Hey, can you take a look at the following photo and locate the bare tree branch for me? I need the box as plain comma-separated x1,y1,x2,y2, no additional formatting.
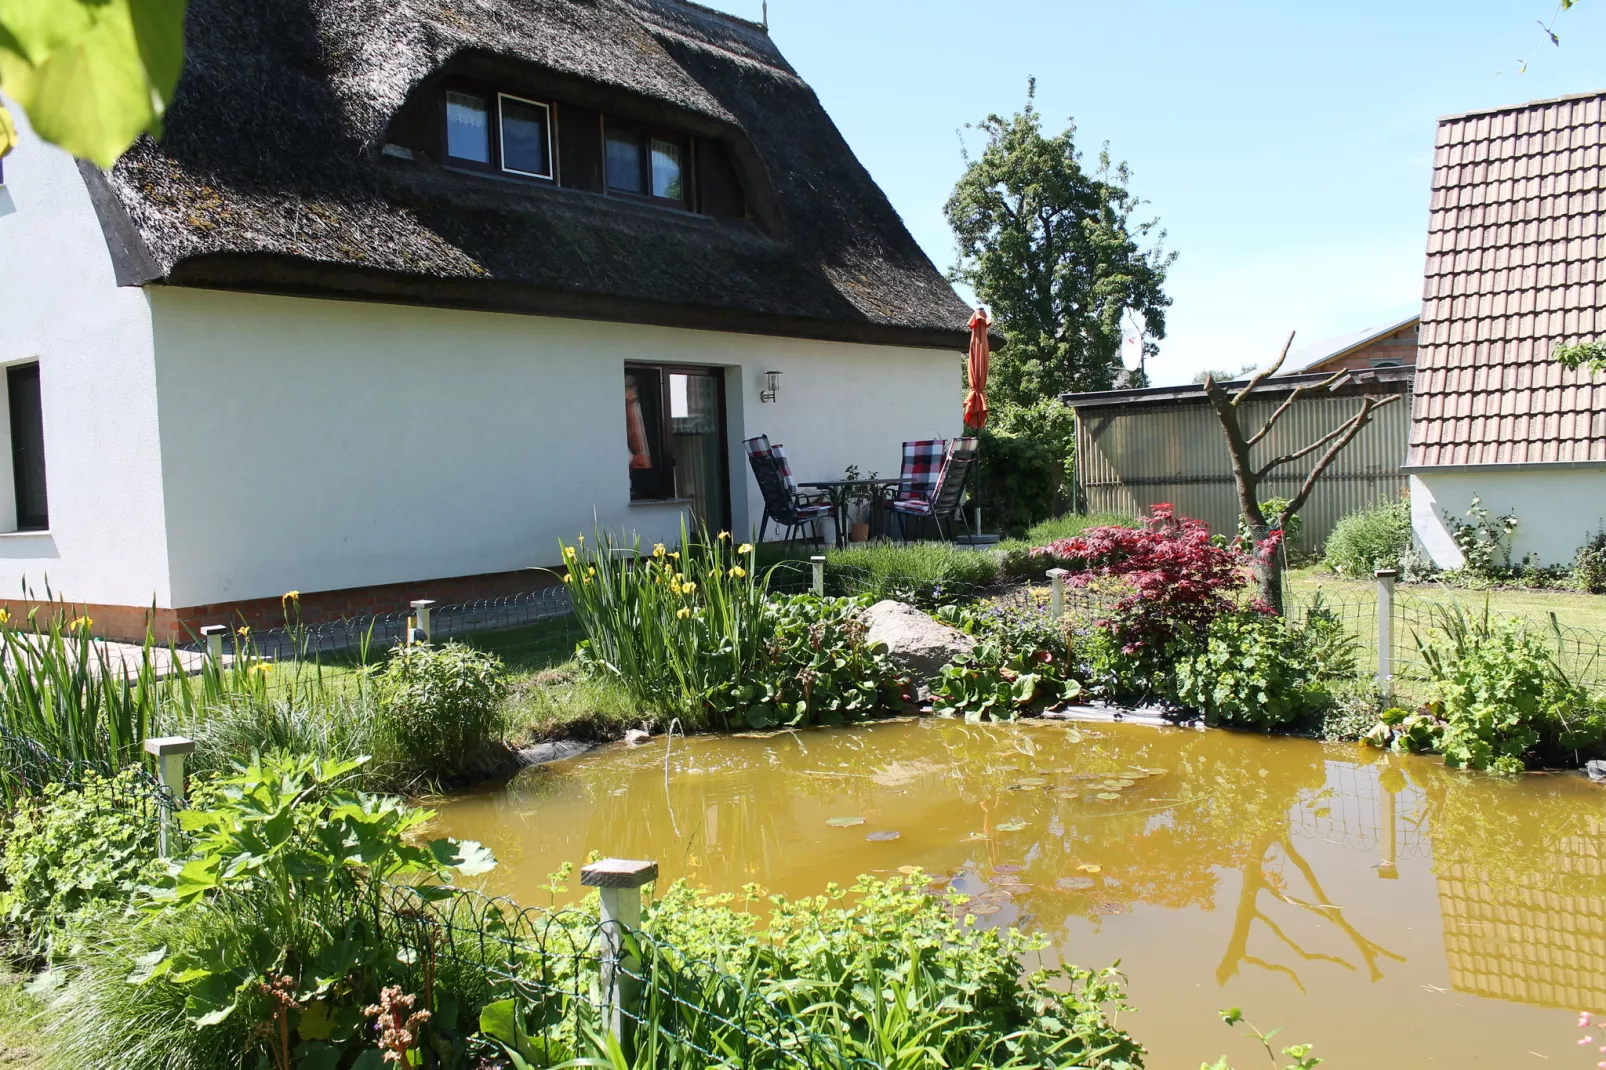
1245,369,1347,448
1280,394,1401,525
1230,331,1297,407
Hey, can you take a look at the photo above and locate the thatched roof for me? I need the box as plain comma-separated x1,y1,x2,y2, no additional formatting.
84,0,974,349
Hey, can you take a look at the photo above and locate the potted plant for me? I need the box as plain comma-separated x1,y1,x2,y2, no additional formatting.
841,464,878,542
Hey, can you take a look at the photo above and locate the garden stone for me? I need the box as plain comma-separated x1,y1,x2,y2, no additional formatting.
862,600,973,678
1586,759,1606,782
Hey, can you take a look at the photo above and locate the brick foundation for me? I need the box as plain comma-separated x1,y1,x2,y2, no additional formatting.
2,567,565,643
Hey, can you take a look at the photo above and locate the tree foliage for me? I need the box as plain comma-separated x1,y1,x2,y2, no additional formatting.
945,80,1175,403
0,0,187,167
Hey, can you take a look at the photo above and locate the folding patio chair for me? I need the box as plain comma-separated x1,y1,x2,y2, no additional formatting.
743,435,832,545
889,437,979,541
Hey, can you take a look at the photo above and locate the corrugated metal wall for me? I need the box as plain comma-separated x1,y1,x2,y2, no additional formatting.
1076,390,1411,552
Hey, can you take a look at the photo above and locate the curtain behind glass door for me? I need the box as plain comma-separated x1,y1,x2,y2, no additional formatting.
669,372,727,532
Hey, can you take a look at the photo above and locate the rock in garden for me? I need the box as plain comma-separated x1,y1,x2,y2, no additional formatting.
862,600,974,678
624,729,652,746
1586,759,1606,782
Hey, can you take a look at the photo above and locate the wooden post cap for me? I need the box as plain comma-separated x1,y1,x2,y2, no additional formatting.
410,599,436,609
1374,568,1400,579
199,625,227,636
1046,568,1070,579
142,736,196,757
581,859,659,888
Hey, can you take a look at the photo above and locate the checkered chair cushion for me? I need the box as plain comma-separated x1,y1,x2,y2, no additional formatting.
745,435,830,525
897,439,946,503
890,437,978,522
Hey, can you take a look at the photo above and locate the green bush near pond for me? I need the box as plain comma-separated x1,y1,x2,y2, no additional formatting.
24,751,1147,1070
1322,499,1412,578
564,523,911,728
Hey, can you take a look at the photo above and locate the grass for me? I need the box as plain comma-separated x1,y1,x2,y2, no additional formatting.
0,974,45,1068
1286,566,1606,633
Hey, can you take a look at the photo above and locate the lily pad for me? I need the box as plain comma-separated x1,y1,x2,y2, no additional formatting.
1056,876,1095,891
826,817,865,828
991,864,1022,874
1076,863,1103,874
967,902,1003,916
866,830,901,842
897,865,922,875
1096,792,1122,801
1105,779,1136,789
1093,902,1125,916
1011,778,1048,789
996,819,1028,832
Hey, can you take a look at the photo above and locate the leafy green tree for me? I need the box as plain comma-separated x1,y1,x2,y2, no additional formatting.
945,80,1175,403
1555,341,1606,374
0,0,187,167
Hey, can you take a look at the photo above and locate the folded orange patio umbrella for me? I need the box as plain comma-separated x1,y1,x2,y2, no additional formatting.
963,308,992,431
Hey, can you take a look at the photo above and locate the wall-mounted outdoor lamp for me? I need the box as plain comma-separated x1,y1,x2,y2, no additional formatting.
760,370,781,403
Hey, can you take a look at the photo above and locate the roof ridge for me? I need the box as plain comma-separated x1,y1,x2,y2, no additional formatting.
1437,87,1606,125
659,0,768,34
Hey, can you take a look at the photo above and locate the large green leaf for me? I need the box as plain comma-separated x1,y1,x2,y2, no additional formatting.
0,0,96,66
1,0,155,167
127,0,183,100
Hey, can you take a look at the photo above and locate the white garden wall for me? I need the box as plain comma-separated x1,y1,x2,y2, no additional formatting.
150,289,960,607
0,105,171,608
1410,467,1606,569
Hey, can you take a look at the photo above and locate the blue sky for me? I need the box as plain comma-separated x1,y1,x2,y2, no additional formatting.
699,0,1606,384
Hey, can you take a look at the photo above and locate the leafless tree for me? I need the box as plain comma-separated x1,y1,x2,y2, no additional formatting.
1202,332,1401,613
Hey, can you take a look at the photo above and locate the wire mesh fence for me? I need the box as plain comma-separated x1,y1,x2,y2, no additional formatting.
0,724,180,813
381,884,889,1070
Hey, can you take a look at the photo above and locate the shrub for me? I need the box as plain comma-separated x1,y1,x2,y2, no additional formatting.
706,594,910,729
1023,511,1139,547
971,426,1062,536
928,603,1083,720
48,754,494,1070
1170,611,1334,730
565,524,910,728
1574,528,1606,594
371,640,508,784
1034,503,1248,653
826,540,999,607
1323,499,1412,578
1444,494,1518,580
1366,608,1605,772
564,522,771,723
0,770,163,951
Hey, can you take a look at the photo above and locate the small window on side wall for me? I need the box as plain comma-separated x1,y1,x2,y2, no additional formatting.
8,363,47,531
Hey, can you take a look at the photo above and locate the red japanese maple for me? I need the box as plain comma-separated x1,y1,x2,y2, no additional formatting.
1032,504,1253,652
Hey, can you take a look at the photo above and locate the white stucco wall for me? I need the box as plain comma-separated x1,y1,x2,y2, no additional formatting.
150,289,960,606
0,105,170,607
1410,467,1606,568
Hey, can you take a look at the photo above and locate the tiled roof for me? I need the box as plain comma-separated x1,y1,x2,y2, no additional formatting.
1412,90,1606,466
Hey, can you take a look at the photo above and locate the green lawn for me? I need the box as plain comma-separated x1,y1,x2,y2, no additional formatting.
1286,567,1606,633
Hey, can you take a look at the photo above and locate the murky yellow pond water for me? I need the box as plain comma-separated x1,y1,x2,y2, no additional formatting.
429,719,1605,1068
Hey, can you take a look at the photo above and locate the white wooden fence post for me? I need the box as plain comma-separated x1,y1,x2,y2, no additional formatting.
200,624,226,665
410,599,435,643
581,859,659,1051
142,736,195,859
1047,568,1069,619
810,556,826,596
1375,568,1398,698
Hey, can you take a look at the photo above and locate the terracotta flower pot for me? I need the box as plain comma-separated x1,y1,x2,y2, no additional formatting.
849,522,871,542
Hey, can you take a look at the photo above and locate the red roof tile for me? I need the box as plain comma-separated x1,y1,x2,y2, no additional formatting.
1412,90,1606,466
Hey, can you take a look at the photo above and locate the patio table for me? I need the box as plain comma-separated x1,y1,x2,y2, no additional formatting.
796,478,901,548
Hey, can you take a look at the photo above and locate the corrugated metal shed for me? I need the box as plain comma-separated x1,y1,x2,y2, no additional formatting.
1064,368,1414,552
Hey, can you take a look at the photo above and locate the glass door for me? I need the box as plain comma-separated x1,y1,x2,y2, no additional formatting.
623,364,729,533
667,370,728,532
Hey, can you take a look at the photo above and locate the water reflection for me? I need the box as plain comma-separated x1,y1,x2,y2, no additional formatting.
430,720,1605,1065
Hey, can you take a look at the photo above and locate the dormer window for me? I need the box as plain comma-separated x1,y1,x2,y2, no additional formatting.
605,123,687,207
409,76,747,218
442,84,554,180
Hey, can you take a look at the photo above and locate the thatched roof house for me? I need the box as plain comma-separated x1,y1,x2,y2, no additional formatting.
0,0,975,638
87,0,972,348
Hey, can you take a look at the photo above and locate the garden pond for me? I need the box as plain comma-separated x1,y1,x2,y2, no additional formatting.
429,719,1605,1068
